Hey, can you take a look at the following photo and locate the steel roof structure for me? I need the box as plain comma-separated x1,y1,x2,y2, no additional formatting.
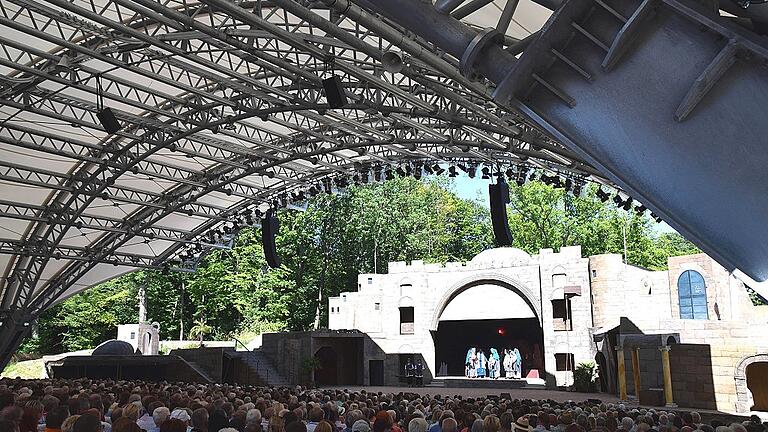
1,0,767,369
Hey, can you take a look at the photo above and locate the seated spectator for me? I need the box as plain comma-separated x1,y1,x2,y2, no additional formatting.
151,407,171,432
62,416,81,432
160,419,187,432
45,407,70,432
73,415,102,432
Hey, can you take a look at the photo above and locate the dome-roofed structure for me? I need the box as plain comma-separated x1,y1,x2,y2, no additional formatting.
470,247,532,267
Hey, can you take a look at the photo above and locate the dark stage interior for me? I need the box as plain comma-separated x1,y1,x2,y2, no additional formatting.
433,318,544,377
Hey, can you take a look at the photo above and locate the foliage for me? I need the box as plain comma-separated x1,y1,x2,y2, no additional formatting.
505,182,698,270
572,361,598,392
746,286,768,306
1,359,44,379
188,318,213,344
24,177,702,355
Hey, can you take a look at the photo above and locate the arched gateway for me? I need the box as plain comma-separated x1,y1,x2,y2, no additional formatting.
431,277,545,377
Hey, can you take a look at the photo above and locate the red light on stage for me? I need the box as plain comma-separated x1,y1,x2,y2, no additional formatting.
497,327,506,335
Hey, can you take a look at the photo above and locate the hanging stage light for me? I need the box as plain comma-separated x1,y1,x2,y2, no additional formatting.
622,197,634,211
448,166,458,177
467,165,477,178
481,167,491,180
596,188,610,202
95,75,121,134
433,164,445,175
321,75,349,109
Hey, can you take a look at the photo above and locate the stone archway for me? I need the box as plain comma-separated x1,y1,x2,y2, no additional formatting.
735,353,768,412
429,273,541,332
430,273,543,377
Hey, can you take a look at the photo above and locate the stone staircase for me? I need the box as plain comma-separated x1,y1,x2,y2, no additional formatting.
236,350,290,387
177,358,215,383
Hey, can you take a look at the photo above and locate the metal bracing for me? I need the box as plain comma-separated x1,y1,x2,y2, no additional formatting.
0,0,610,369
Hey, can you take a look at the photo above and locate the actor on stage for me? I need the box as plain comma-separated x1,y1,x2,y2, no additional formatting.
513,348,522,379
405,358,415,386
477,349,487,378
488,348,500,379
504,348,516,378
468,347,477,378
415,359,424,386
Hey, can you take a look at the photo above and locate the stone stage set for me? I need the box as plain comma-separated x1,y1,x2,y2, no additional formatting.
50,246,768,415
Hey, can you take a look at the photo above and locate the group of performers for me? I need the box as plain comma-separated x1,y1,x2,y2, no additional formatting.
465,347,523,379
404,358,425,386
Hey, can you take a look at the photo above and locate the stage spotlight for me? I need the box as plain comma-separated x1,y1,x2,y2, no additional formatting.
395,167,406,177
95,75,122,134
622,197,633,211
321,75,348,108
497,327,506,336
572,183,583,196
467,165,477,178
413,166,422,180
97,107,122,134
613,194,623,206
448,166,458,177
635,204,646,214
433,164,445,175
596,188,610,202
481,167,491,180
423,164,434,175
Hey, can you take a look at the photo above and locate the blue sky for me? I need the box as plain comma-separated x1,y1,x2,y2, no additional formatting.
447,173,677,235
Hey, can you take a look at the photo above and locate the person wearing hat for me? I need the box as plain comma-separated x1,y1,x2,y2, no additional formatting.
514,417,532,432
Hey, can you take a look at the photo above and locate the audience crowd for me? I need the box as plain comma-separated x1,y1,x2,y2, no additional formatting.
0,379,765,432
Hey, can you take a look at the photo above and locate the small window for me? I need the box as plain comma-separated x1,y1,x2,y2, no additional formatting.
555,353,575,371
367,277,373,284
374,302,380,310
678,270,708,319
342,294,347,302
592,270,597,278
551,299,572,331
399,306,414,335
130,332,136,340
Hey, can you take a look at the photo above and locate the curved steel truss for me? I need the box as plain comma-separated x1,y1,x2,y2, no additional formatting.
0,0,610,366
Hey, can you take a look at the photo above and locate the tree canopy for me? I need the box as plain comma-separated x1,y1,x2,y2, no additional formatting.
20,176,702,355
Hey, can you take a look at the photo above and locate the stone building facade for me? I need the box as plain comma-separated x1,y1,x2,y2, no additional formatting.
327,247,768,413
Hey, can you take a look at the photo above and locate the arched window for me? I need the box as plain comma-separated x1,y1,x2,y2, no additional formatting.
677,270,708,319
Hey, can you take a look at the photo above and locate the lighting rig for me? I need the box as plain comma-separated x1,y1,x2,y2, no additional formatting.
168,159,660,272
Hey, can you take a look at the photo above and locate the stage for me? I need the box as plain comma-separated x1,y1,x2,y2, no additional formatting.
426,376,546,389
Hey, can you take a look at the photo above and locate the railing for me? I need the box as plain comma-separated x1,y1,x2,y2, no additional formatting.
233,337,249,351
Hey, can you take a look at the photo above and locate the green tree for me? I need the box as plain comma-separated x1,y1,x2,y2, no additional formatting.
23,176,705,355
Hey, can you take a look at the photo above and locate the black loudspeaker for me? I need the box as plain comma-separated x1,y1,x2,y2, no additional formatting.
97,107,122,134
261,210,281,268
322,75,349,108
489,178,514,246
